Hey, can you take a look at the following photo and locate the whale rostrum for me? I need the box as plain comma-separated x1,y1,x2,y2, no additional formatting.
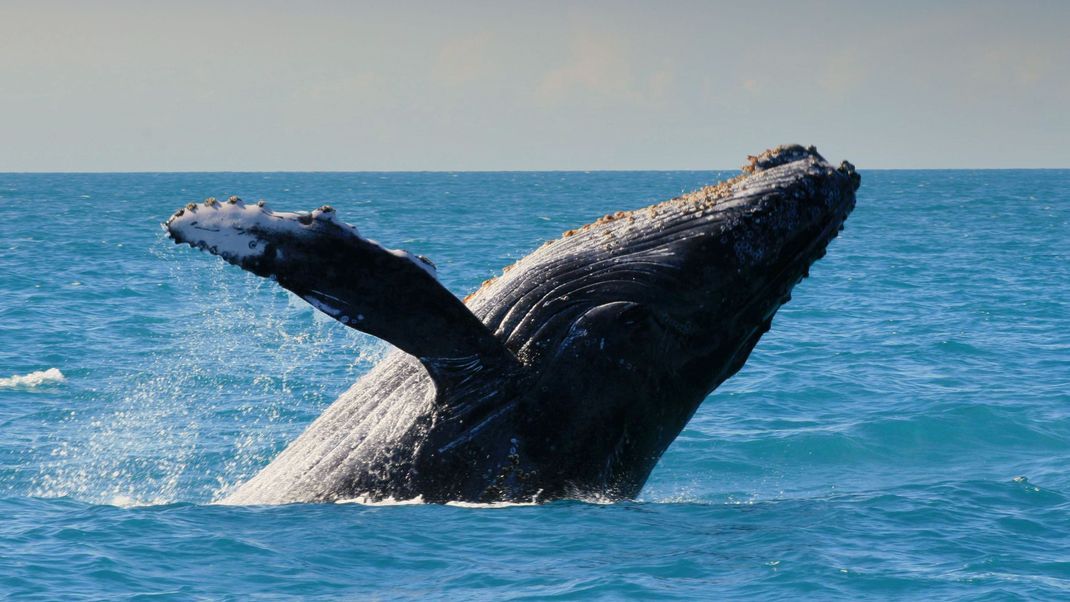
164,144,859,504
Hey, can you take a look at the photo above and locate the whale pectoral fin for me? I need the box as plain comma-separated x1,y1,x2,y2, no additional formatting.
164,199,518,395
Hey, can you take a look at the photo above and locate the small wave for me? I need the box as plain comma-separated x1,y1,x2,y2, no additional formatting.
0,368,65,389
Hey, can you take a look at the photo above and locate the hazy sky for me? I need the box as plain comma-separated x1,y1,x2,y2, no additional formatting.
2,1,1067,171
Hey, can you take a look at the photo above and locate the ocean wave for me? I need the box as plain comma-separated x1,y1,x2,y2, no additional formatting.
0,368,65,389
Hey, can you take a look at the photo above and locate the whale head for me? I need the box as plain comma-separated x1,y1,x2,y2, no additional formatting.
471,145,858,375
653,145,859,384
451,145,859,498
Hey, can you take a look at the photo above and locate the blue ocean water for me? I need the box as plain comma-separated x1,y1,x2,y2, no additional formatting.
0,169,1067,599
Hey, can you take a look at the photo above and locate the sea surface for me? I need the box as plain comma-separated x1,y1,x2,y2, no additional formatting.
0,169,1067,599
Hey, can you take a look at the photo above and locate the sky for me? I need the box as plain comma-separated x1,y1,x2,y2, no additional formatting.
1,1,1067,171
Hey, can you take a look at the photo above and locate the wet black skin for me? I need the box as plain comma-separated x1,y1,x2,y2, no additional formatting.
166,145,859,504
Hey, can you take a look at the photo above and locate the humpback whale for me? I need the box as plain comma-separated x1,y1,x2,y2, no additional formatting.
164,144,859,504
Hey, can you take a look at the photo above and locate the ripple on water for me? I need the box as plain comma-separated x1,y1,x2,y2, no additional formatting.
0,170,1068,598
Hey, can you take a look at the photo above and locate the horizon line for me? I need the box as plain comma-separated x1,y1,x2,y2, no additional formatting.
1,167,1067,175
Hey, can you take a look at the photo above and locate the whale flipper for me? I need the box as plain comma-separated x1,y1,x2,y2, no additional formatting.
164,198,518,396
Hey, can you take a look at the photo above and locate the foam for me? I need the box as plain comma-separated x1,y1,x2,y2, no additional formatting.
0,368,65,388
332,495,539,508
334,495,426,506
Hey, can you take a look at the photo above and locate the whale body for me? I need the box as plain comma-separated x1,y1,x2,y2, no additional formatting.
164,144,859,504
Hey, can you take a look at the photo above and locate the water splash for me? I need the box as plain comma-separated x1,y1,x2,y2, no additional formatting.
29,252,385,506
335,495,426,506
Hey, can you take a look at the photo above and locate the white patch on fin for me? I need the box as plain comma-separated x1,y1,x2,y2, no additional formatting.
166,199,437,279
165,199,358,264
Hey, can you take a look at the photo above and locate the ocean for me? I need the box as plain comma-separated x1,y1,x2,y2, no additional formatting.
1,169,1067,599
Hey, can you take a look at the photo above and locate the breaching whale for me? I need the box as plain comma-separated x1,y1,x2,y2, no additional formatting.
164,144,859,504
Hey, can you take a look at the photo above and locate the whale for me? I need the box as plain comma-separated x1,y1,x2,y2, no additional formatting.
164,144,859,504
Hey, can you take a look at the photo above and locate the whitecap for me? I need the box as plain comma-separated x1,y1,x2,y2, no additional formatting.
0,368,66,389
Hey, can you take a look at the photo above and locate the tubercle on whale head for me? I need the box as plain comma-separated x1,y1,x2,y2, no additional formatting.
743,144,823,174
662,145,858,364
747,144,859,191
838,159,861,192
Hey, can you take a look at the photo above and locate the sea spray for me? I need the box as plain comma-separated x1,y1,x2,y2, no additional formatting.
28,261,384,506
